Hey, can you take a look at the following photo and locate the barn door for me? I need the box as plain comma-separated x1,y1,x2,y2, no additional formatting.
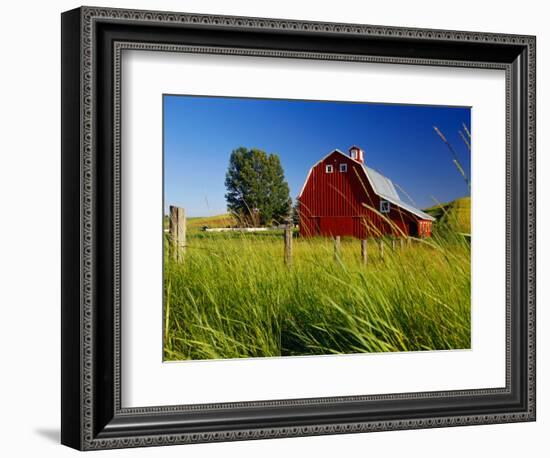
313,217,321,235
319,217,354,237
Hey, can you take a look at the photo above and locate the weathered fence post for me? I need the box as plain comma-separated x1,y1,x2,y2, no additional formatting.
284,225,293,266
379,239,384,260
334,236,341,260
169,205,186,262
361,239,368,265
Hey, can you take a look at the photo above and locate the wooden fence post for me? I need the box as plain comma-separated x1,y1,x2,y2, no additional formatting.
361,239,368,265
334,236,341,260
169,205,186,262
284,225,293,266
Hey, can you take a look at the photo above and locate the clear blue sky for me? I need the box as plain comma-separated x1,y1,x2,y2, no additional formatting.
164,95,471,216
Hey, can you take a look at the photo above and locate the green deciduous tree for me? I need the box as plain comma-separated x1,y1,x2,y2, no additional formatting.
225,147,291,226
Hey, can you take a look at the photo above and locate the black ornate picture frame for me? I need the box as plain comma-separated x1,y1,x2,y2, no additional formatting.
61,6,536,450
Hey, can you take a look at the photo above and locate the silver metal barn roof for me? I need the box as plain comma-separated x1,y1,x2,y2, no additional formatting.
363,165,435,221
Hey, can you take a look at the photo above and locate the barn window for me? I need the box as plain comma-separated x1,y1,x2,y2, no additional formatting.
380,200,390,213
325,164,333,173
339,163,348,172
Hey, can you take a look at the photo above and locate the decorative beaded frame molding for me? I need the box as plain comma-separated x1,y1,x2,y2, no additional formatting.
62,6,536,451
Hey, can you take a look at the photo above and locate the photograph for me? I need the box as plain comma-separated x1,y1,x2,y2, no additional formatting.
56,3,537,452
163,95,472,361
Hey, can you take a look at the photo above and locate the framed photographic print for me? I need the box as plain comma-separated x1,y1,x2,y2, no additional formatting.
61,6,536,450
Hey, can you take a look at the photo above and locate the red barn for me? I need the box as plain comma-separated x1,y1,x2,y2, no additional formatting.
297,146,435,238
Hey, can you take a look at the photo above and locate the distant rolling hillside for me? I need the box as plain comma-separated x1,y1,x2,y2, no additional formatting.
186,214,236,230
423,197,471,234
164,213,237,232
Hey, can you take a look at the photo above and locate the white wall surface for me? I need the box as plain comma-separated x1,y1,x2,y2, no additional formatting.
0,0,545,456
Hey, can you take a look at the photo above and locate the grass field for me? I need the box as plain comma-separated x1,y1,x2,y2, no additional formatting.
424,197,471,234
163,211,471,361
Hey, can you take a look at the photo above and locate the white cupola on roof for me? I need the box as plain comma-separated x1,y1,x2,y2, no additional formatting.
349,145,364,163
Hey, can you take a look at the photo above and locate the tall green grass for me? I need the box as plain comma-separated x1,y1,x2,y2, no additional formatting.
163,227,470,360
